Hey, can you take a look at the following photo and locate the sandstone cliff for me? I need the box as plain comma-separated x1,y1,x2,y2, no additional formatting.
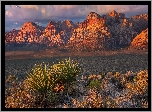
5,22,45,44
5,10,148,51
130,28,148,50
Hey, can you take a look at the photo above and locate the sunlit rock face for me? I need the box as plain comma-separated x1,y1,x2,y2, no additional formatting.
5,22,45,44
38,21,64,46
108,10,125,19
5,29,19,43
130,14,148,33
102,11,148,49
39,20,78,47
109,10,119,18
67,12,110,51
130,28,148,50
5,10,148,51
67,11,148,51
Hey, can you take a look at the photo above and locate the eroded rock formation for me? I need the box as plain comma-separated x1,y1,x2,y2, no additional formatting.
5,10,148,51
130,28,148,50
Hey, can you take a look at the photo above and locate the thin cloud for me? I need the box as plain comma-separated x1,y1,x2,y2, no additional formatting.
5,5,148,31
5,5,148,21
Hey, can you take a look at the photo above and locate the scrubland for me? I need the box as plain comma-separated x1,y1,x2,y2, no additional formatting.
5,51,148,108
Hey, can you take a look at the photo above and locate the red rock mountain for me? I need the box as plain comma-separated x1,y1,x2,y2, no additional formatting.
38,21,64,46
130,28,148,50
5,10,148,51
5,22,44,43
66,12,110,51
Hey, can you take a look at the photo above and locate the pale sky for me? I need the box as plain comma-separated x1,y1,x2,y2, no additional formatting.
5,5,148,32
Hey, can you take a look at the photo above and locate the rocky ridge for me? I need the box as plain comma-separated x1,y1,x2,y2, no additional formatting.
5,10,148,51
5,22,45,43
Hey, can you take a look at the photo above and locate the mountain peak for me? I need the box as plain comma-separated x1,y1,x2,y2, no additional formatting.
20,21,44,32
112,10,118,13
5,11,148,51
22,21,34,25
87,12,101,20
48,20,56,25
20,21,36,31
109,10,118,17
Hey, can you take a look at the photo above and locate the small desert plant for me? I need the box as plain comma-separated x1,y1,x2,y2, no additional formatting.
87,74,102,90
88,74,102,81
72,88,118,108
26,57,82,105
100,72,106,79
101,97,118,108
49,57,82,94
26,63,52,93
113,72,120,78
87,79,101,90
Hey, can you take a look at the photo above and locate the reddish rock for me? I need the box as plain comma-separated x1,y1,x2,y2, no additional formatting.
130,28,148,50
67,12,110,51
5,11,148,51
108,10,125,19
5,21,44,44
109,10,119,18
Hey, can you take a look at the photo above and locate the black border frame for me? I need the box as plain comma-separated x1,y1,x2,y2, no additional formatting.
2,1,151,111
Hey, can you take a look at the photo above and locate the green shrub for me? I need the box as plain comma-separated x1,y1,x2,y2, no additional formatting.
26,63,53,94
26,57,82,105
49,57,81,94
87,79,101,90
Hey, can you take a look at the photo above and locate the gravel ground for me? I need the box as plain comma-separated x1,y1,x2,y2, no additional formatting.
5,53,148,108
5,53,148,82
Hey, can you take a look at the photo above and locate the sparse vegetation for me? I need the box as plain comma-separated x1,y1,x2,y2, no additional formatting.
5,53,148,108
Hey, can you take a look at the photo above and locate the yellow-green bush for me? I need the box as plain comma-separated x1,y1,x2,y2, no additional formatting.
87,74,102,90
26,63,52,93
49,57,81,94
26,57,81,104
5,59,148,108
87,79,101,90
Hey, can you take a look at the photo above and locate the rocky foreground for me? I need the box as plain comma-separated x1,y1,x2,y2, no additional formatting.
5,55,148,108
